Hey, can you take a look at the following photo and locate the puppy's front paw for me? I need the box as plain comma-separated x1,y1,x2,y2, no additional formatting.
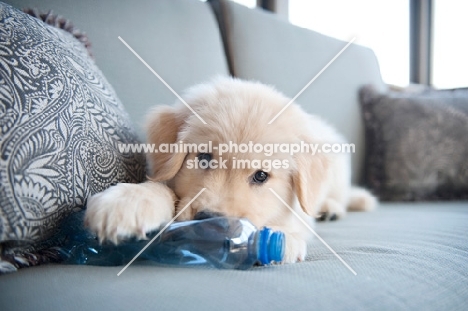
85,182,176,244
282,233,307,263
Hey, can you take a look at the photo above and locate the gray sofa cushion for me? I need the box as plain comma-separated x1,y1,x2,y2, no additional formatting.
5,0,230,139
360,85,468,201
0,3,145,267
215,0,387,183
0,203,466,310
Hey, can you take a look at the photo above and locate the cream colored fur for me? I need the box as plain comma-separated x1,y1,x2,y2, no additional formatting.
85,77,377,263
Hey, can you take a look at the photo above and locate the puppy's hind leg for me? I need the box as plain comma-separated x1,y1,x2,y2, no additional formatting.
347,187,378,212
85,182,177,244
317,198,347,221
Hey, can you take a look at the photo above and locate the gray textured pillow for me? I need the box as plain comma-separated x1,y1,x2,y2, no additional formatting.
0,3,145,271
360,85,468,201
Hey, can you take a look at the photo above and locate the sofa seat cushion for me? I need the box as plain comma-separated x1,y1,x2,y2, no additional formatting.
1,202,466,310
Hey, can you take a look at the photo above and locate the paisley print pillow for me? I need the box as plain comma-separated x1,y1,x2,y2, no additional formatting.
0,2,146,263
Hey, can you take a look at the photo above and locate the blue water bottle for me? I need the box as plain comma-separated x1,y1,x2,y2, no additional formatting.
53,210,285,270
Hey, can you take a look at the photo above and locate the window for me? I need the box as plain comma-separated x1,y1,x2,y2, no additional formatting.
432,0,468,89
289,0,409,86
230,0,257,8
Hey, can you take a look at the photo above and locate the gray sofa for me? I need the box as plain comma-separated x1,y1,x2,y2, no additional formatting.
1,1,467,310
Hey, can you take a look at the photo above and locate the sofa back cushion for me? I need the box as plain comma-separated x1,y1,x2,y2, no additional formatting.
5,0,230,139
360,85,468,201
216,1,386,183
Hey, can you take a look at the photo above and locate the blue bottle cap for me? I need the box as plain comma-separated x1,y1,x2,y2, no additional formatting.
258,227,285,265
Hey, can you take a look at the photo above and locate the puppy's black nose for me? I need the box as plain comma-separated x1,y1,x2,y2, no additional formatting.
194,210,224,220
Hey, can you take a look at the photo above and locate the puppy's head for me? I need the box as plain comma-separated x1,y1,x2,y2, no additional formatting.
146,77,329,228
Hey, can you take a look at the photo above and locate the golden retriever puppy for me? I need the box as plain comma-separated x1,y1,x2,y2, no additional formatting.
85,77,377,263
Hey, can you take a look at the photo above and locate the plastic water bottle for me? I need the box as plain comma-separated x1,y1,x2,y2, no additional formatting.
51,210,285,270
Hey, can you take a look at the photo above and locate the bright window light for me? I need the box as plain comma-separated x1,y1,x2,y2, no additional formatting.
230,0,257,8
432,0,468,89
289,0,409,86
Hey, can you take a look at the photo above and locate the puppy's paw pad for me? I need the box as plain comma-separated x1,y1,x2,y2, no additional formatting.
317,212,328,222
316,212,338,222
319,199,346,221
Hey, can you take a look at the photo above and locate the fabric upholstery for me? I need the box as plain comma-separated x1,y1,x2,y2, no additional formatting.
0,3,145,254
0,203,467,310
216,0,387,183
360,85,468,201
4,0,230,139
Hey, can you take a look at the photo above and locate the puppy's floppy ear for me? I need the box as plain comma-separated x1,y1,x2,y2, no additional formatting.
292,143,330,216
146,106,187,182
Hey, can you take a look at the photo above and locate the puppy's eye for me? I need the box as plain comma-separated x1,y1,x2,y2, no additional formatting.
252,170,269,184
197,153,212,169
197,153,212,162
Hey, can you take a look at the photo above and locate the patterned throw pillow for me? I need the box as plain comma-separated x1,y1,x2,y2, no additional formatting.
360,85,468,201
0,3,145,271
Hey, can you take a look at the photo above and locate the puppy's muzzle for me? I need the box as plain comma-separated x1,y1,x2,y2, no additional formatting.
194,210,224,220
